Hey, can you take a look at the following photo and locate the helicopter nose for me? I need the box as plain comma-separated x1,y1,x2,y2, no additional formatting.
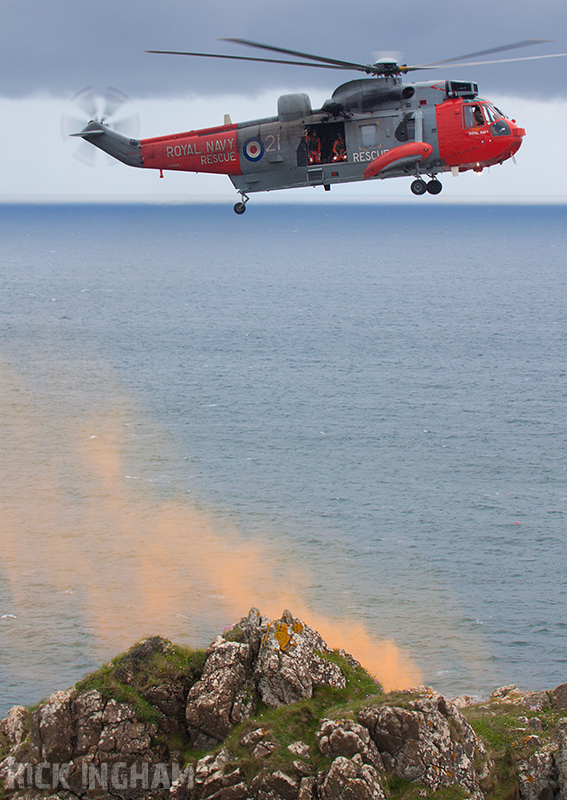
493,118,525,163
508,120,525,156
509,119,526,138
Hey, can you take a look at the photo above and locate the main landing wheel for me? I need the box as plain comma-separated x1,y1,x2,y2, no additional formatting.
233,202,247,215
410,179,427,196
427,179,443,195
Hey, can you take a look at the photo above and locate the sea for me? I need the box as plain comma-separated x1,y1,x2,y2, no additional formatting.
1,201,566,718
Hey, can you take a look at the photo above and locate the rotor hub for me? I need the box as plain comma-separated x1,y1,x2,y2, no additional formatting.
371,57,403,75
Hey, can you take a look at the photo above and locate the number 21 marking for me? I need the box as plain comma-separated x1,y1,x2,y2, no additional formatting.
265,134,281,152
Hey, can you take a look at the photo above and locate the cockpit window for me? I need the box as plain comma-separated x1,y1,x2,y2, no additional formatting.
478,99,509,121
463,104,486,128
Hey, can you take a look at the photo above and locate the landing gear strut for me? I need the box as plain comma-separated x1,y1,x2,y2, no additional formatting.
233,192,250,214
411,177,443,196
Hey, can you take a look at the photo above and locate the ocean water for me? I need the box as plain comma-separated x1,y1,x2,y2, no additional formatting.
1,201,566,717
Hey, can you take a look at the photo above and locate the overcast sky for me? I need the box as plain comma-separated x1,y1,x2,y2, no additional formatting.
2,0,567,100
1,0,566,201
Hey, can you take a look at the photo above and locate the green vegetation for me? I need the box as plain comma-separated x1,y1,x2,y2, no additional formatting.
464,700,562,800
383,774,469,799
75,636,206,725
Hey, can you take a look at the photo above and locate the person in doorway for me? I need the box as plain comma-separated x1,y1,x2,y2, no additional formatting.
331,131,347,162
306,128,321,164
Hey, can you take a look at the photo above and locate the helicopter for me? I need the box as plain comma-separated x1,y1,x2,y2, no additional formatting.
70,38,567,213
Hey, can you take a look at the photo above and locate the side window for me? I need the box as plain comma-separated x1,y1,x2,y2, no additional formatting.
395,114,415,142
463,104,485,128
360,124,377,146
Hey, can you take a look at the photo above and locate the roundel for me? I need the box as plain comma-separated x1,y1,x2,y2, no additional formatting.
243,137,264,162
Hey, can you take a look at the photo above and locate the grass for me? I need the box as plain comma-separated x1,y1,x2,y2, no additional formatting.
383,774,470,799
75,636,207,725
463,701,563,800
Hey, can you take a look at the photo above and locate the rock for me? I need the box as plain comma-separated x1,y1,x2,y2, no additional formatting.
554,720,567,800
489,685,550,709
263,769,299,800
37,690,74,762
73,689,105,756
195,748,232,786
253,740,278,758
337,649,364,672
248,768,299,800
186,636,255,748
293,760,314,777
298,776,316,800
553,684,567,710
255,611,346,707
525,692,551,711
169,764,195,800
316,719,383,770
288,741,310,759
359,689,493,795
491,684,519,700
240,727,266,748
317,756,386,800
452,695,477,709
234,607,271,657
518,745,558,800
0,706,27,747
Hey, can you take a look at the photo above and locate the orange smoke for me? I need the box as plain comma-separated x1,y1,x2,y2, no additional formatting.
0,358,421,691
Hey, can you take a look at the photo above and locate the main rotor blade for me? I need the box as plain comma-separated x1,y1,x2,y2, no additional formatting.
413,38,553,68
220,38,376,72
409,51,567,70
147,49,372,71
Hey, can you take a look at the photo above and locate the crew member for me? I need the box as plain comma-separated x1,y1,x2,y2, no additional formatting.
331,132,347,162
306,128,321,164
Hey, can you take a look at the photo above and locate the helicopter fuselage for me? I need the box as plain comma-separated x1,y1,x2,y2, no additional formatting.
77,76,525,205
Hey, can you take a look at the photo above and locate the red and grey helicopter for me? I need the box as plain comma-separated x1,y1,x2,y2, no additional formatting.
69,38,566,213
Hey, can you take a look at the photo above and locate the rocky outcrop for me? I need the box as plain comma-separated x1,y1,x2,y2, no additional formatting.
316,719,383,770
185,637,254,749
2,609,567,800
359,689,493,797
317,755,386,800
0,688,170,798
254,610,346,707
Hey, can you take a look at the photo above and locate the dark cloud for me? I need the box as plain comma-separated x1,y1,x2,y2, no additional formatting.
2,0,566,100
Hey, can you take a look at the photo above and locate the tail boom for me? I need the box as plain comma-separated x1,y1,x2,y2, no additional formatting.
140,124,242,175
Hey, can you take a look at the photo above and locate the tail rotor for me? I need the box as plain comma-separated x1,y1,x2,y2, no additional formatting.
61,87,140,166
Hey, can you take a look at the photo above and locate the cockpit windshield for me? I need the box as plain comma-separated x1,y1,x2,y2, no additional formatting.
482,104,499,124
481,100,509,121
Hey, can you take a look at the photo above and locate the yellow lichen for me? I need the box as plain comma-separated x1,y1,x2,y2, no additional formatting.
273,621,296,653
